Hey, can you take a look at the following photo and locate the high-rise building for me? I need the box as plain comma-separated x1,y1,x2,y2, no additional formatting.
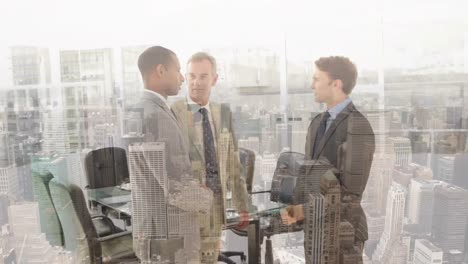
408,179,441,234
275,123,291,152
431,183,468,252
452,153,468,189
431,140,456,182
128,142,168,240
388,137,412,167
304,170,341,264
260,152,277,182
0,133,14,168
413,239,443,264
0,195,9,227
121,46,146,104
288,114,308,153
238,136,260,154
0,165,18,201
437,156,455,183
304,192,324,264
10,46,51,86
446,106,463,129
41,110,71,154
362,143,395,215
373,183,406,262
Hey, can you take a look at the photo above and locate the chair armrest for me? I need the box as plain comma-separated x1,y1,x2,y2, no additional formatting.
97,231,132,242
92,215,116,237
220,251,247,261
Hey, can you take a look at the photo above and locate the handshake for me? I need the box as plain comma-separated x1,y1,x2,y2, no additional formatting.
280,204,305,225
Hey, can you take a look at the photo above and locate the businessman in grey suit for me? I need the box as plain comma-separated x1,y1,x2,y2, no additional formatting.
282,56,375,262
130,46,212,263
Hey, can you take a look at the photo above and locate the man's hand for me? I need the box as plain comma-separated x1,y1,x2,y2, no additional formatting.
235,211,250,230
281,205,305,225
280,208,297,225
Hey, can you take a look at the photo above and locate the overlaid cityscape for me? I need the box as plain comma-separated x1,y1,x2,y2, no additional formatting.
0,0,467,263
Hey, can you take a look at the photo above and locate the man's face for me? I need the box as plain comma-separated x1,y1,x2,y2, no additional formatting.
161,55,185,96
186,59,218,105
311,68,334,104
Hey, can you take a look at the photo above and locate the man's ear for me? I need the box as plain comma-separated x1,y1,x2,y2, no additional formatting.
212,73,219,86
333,79,344,93
154,64,165,78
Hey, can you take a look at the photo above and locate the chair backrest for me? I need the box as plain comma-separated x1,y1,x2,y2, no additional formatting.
49,179,101,263
31,171,64,247
84,147,129,189
239,148,255,194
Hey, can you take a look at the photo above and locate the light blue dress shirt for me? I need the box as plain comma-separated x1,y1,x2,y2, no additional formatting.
325,97,352,132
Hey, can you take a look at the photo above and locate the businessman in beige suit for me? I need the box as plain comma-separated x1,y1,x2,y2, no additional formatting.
171,52,249,263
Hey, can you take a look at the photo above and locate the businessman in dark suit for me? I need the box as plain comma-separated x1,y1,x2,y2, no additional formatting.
282,56,375,261
130,46,211,263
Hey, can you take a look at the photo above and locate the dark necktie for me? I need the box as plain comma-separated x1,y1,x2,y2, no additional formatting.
312,111,331,159
199,108,220,193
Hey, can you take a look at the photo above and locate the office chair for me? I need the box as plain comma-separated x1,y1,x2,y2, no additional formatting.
84,147,129,189
31,171,64,246
84,147,131,225
49,179,136,263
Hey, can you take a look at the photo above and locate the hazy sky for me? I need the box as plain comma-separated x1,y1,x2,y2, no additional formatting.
0,0,466,84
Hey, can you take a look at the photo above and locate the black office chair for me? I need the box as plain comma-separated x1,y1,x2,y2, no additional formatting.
84,147,131,226
84,147,129,189
49,179,136,263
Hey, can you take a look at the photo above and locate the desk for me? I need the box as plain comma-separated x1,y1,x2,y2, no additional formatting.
87,186,286,263
88,187,132,218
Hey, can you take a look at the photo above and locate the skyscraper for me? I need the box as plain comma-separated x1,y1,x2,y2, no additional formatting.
373,183,406,263
388,137,412,167
304,170,340,264
238,136,260,154
431,183,468,252
304,192,324,264
10,46,51,86
408,179,440,234
437,156,455,183
128,142,168,240
413,239,443,264
0,165,18,201
41,110,71,155
0,195,9,227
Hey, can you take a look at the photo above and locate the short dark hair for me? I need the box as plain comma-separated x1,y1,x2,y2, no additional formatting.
137,46,175,76
315,56,357,95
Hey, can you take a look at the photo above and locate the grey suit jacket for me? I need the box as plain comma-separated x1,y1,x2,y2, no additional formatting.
128,91,212,263
305,102,375,242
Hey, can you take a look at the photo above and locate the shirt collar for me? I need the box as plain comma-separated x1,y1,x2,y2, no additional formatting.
187,96,212,114
327,97,352,119
143,89,171,109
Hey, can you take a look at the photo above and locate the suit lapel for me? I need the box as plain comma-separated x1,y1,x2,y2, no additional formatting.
315,103,355,157
146,91,179,124
208,103,222,160
182,100,205,164
306,116,320,158
211,103,221,140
